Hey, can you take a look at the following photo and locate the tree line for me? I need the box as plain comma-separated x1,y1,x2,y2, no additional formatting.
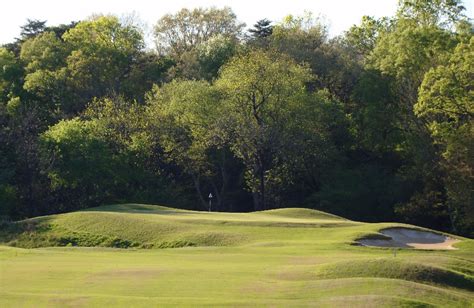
0,0,472,236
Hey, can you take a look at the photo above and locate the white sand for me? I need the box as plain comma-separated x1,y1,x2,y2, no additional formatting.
359,228,460,250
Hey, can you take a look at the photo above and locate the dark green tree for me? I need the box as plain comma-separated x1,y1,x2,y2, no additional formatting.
249,19,273,38
20,19,47,39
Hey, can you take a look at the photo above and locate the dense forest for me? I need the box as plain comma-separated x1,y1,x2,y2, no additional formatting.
0,0,472,236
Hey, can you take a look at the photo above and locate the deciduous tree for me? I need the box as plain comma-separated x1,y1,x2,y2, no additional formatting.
216,51,312,210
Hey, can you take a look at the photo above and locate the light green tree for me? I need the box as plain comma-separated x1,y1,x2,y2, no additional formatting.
415,37,474,234
19,16,146,115
40,118,117,207
63,15,144,111
367,0,471,232
369,0,465,112
20,31,70,116
0,48,23,102
146,80,224,208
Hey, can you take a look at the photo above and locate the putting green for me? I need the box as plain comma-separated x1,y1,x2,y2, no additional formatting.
1,204,473,307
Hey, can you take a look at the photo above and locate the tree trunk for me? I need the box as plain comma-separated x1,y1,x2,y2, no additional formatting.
446,200,458,234
252,191,261,211
213,149,229,211
211,181,221,211
258,149,266,210
251,154,266,212
259,165,265,210
192,175,207,210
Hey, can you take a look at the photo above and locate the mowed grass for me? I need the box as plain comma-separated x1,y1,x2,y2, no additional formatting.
0,203,473,307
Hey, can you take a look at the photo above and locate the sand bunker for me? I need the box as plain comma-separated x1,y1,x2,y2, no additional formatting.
359,227,460,250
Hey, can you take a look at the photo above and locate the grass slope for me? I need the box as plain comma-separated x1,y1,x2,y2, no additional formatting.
0,203,473,307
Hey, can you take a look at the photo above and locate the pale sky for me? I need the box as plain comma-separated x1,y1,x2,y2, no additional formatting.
2,0,473,46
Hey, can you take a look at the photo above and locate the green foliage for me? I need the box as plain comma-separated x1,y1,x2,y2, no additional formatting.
370,19,456,85
395,187,450,230
270,13,360,102
120,52,174,101
0,48,23,100
16,15,150,116
314,163,407,221
249,19,273,39
216,50,313,209
146,80,219,174
145,80,242,210
40,118,118,206
345,16,390,59
152,8,242,81
19,32,70,114
351,70,403,152
354,0,472,234
63,15,144,109
84,97,147,153
5,96,21,116
270,13,327,71
397,0,466,28
64,15,143,54
19,19,47,40
416,37,473,124
0,185,17,217
20,32,68,72
195,35,238,80
415,37,474,235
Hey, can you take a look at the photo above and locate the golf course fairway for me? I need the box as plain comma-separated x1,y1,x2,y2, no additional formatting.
1,204,473,307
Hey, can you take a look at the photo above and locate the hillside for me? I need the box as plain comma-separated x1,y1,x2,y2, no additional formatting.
0,204,473,307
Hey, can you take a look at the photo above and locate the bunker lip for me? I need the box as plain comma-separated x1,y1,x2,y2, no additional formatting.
358,227,460,250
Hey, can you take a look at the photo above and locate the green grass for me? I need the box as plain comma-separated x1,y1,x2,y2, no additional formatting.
0,203,473,307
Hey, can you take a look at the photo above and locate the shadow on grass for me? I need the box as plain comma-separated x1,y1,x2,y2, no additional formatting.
0,216,140,249
318,258,474,292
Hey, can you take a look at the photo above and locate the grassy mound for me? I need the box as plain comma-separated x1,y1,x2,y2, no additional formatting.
0,212,243,249
85,203,185,214
259,207,347,220
317,295,437,308
0,203,352,249
317,258,474,291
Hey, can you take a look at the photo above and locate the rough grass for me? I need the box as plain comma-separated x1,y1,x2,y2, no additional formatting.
0,203,473,307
